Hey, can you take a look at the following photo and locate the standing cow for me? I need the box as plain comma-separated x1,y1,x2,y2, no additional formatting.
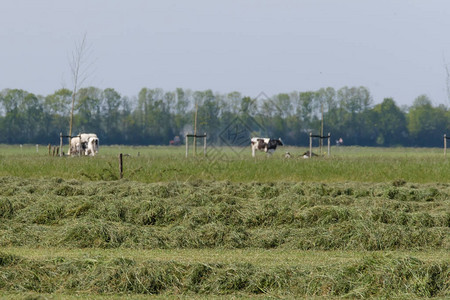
251,137,283,157
69,136,82,156
70,133,99,156
80,133,99,156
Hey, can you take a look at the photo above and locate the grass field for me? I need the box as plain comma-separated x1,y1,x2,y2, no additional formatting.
0,144,449,183
0,145,449,298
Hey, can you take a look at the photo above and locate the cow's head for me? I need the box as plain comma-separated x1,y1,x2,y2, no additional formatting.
268,138,283,147
92,138,99,152
257,139,266,149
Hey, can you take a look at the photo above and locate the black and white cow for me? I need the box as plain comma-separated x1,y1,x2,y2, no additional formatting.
80,133,99,156
251,137,283,157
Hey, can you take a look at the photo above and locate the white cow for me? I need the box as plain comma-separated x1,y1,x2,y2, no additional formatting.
251,137,283,157
69,136,82,156
85,136,99,156
69,133,99,156
80,133,99,156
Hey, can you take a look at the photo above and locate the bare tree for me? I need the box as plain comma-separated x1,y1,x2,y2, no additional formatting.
443,56,450,107
68,33,93,153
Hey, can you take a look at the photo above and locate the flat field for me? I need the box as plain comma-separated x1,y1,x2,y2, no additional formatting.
0,145,449,299
0,144,448,183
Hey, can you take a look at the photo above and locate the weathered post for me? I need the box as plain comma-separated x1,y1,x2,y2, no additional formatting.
309,132,312,158
185,134,189,158
48,144,51,156
119,153,123,179
445,134,447,157
56,147,60,156
203,133,207,156
60,132,63,157
328,133,331,156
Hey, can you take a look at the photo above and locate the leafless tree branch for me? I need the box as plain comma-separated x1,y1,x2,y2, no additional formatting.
68,33,93,153
443,55,450,107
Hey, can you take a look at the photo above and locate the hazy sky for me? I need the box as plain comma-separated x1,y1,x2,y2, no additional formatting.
2,0,450,106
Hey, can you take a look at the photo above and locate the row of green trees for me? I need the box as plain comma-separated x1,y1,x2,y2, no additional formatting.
0,86,448,147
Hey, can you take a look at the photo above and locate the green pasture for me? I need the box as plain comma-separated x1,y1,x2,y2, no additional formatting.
0,144,448,183
0,145,449,298
1,178,449,298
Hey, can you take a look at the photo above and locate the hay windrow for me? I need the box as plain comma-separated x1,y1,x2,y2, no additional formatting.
0,176,449,298
0,177,448,251
0,252,448,298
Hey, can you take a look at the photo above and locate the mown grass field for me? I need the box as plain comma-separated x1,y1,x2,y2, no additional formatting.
0,144,449,299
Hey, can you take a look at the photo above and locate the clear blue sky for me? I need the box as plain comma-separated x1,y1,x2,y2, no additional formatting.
2,0,450,106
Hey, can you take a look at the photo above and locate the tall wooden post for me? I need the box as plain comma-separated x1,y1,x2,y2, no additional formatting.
320,103,324,154
309,132,312,158
328,133,331,156
185,135,189,158
119,153,123,179
59,132,63,157
445,134,447,157
193,102,198,156
203,133,207,156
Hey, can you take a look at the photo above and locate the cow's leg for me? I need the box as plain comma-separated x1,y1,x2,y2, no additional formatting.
252,146,256,157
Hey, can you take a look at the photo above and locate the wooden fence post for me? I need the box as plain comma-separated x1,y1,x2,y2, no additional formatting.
119,153,123,179
309,132,312,158
445,134,447,157
328,133,331,156
185,135,189,158
60,132,63,157
48,144,51,156
203,133,207,156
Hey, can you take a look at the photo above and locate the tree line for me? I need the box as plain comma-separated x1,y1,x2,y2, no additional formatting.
0,86,448,147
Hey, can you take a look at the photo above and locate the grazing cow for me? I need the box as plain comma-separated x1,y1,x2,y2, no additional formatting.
251,137,283,157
